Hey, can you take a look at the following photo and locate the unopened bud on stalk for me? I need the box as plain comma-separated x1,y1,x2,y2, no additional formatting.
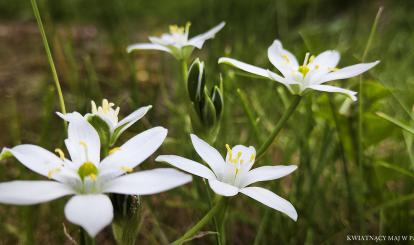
187,58,224,130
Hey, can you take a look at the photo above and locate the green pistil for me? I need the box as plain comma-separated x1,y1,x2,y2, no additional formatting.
78,161,98,181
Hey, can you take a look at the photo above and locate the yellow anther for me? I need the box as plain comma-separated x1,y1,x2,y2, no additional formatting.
169,25,184,34
91,100,97,113
121,166,133,173
47,167,61,179
109,147,121,155
250,153,255,162
79,141,88,149
282,54,290,63
225,144,233,162
329,67,339,72
185,22,191,33
54,148,65,160
309,55,315,64
89,174,97,181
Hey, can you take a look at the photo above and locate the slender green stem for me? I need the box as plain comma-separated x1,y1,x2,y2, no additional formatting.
357,7,383,167
257,95,302,158
181,59,188,85
30,0,67,126
172,197,225,245
79,227,95,245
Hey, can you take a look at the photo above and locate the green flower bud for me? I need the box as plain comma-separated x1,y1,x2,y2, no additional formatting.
187,58,206,103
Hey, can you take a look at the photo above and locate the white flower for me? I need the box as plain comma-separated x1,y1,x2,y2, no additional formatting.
0,113,191,237
127,22,225,59
219,39,380,101
58,99,152,145
156,134,298,221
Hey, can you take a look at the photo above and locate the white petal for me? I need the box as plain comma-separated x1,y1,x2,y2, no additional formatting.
116,105,152,134
320,61,380,83
241,165,297,187
308,84,357,101
188,21,225,49
155,155,216,179
0,181,74,205
240,187,297,221
100,127,167,173
190,134,225,176
309,50,341,70
218,57,288,85
208,179,238,196
65,112,101,165
64,194,113,237
0,145,65,180
267,39,299,78
126,43,172,53
103,168,192,195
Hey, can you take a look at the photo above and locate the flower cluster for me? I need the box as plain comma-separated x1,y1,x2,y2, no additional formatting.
0,19,380,242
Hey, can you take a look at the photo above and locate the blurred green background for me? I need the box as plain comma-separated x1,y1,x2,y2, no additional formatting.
1,0,414,244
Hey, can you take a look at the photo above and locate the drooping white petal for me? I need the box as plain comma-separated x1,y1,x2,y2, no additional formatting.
103,168,192,195
241,165,297,187
116,105,152,134
319,61,380,83
190,134,225,176
308,84,357,101
309,50,341,70
188,22,225,49
240,187,297,221
63,112,100,165
0,181,74,205
218,57,288,85
208,179,239,196
100,127,167,173
267,40,299,78
155,155,216,179
0,145,65,180
126,43,172,53
64,194,113,237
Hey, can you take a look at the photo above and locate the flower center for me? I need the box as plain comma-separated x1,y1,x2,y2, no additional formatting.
91,99,120,125
298,52,315,77
169,22,191,35
78,161,98,181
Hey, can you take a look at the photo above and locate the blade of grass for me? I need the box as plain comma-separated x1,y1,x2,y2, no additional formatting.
375,161,414,178
236,88,262,142
376,112,414,135
30,0,66,127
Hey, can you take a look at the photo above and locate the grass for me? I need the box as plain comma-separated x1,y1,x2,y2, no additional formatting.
0,0,414,244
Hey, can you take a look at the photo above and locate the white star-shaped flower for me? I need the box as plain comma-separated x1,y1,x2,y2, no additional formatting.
219,39,380,101
156,134,298,221
0,113,191,237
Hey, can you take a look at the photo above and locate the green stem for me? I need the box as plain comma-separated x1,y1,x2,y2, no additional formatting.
30,0,67,127
172,197,225,245
80,227,95,245
256,95,302,158
357,7,382,167
181,59,188,85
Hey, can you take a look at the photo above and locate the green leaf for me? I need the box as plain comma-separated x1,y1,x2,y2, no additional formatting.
375,161,414,178
376,112,414,135
87,115,111,147
201,88,217,128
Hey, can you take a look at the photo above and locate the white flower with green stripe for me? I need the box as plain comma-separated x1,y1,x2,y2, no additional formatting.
58,99,152,146
127,22,225,60
156,134,298,221
219,39,380,101
0,113,191,237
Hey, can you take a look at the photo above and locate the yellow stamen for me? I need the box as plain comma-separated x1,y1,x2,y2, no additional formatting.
90,174,97,181
169,25,184,34
121,166,133,173
109,147,121,155
54,148,65,160
48,167,61,179
329,67,339,72
309,55,315,64
79,141,89,160
250,153,255,162
282,54,290,63
91,100,97,113
298,65,310,76
225,144,232,162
